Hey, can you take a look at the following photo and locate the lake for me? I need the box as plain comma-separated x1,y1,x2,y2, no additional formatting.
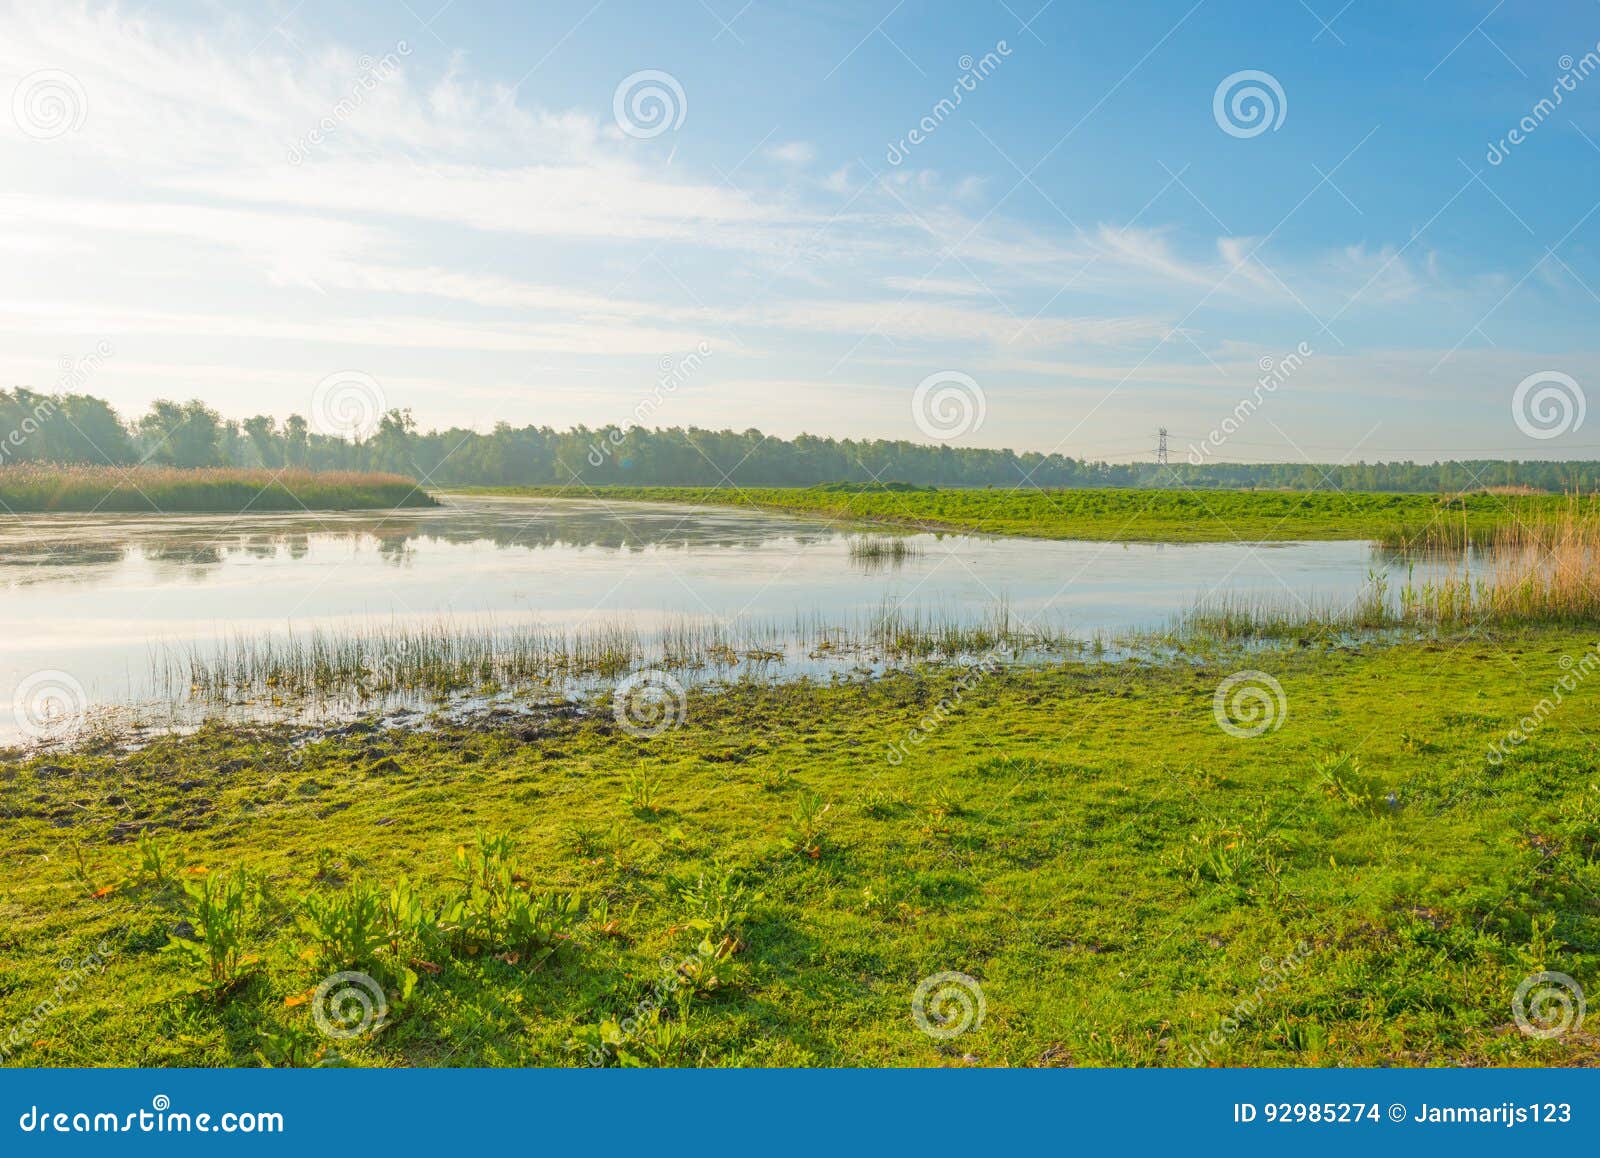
0,495,1443,742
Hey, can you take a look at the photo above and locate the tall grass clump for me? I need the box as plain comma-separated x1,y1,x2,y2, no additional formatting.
0,464,435,513
179,618,643,702
171,602,1075,707
1400,505,1600,626
847,535,922,567
1376,492,1600,550
1162,505,1600,643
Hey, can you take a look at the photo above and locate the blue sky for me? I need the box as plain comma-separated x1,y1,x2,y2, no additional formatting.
2,0,1598,461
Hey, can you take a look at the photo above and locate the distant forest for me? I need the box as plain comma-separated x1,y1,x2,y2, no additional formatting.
3,387,1597,493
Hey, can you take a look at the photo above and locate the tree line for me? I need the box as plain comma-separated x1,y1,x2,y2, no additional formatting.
3,387,1596,493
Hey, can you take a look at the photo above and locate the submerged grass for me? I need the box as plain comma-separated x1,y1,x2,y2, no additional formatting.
169,602,1069,706
5,630,1600,1066
0,465,436,513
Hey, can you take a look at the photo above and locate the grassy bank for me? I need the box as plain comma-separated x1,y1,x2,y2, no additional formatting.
5,631,1599,1067
461,484,1587,546
0,466,436,513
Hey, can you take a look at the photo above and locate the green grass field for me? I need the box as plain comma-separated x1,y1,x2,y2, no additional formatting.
462,484,1580,546
5,630,1598,1067
0,466,435,513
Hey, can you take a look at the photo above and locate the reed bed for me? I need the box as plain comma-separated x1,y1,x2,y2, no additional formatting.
1399,525,1600,626
0,464,434,513
1160,507,1600,642
847,535,923,562
170,603,1072,705
177,619,644,702
1375,493,1600,550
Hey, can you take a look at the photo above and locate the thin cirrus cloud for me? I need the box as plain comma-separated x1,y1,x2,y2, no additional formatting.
0,0,1567,457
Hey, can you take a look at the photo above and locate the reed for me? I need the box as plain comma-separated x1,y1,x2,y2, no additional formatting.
169,603,1072,705
1375,493,1600,550
0,464,434,512
1159,506,1600,641
1399,518,1600,626
847,535,922,561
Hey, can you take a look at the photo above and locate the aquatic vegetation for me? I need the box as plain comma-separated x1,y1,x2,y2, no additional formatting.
1144,509,1600,643
0,464,434,512
847,534,923,571
165,603,1070,710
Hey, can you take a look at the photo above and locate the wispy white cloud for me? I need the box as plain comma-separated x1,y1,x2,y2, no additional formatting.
0,0,1561,452
766,141,816,165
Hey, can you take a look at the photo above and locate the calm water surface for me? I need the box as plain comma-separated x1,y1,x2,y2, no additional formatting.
0,495,1433,740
